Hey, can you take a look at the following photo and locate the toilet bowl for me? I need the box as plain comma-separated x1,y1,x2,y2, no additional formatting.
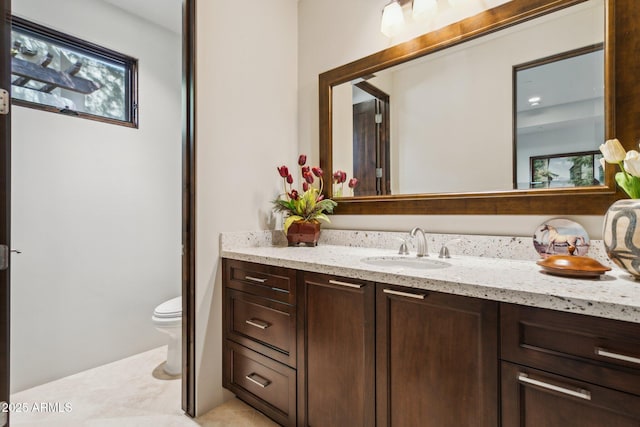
152,296,182,375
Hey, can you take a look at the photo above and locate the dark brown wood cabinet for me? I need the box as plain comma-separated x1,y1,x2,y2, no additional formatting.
222,258,640,427
298,272,376,426
376,285,499,427
500,304,640,426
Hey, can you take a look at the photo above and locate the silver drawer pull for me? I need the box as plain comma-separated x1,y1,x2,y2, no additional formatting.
596,347,640,365
245,318,270,330
245,275,267,283
383,288,426,300
245,373,271,388
517,373,591,400
328,279,363,289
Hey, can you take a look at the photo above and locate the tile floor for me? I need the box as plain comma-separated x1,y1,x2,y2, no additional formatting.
9,346,278,427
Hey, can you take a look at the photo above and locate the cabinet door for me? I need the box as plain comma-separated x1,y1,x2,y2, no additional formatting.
299,272,375,427
502,362,640,426
376,285,498,427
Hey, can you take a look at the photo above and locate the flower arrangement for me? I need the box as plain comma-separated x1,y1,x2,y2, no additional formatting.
273,155,339,234
600,138,640,198
273,155,359,234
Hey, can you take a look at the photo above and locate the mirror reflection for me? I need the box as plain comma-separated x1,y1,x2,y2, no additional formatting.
332,0,604,197
514,46,604,189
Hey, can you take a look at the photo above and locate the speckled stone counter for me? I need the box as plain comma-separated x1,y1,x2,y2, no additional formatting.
220,230,640,324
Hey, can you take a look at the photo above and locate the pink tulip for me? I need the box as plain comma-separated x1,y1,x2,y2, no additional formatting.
301,166,310,175
348,178,359,188
302,182,309,191
289,189,299,200
298,155,307,166
312,167,323,177
286,174,293,184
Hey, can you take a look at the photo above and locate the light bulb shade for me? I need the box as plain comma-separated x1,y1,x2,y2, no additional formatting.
413,0,438,19
381,1,404,37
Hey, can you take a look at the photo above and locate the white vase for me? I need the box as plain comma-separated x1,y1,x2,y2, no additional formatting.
603,199,640,278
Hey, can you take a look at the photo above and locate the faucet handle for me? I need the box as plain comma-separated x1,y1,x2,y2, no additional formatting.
438,238,461,259
398,238,409,255
438,245,450,259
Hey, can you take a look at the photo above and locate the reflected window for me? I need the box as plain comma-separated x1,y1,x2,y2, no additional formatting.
10,16,138,127
530,151,603,189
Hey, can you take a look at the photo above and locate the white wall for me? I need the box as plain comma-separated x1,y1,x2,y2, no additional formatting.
10,0,182,392
298,0,607,239
195,0,299,415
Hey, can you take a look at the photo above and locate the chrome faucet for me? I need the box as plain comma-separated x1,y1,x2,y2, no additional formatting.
410,227,428,257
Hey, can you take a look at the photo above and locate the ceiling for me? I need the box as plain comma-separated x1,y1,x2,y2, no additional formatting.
100,0,182,34
516,49,604,113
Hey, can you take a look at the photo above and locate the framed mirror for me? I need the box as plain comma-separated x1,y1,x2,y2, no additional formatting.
320,0,639,215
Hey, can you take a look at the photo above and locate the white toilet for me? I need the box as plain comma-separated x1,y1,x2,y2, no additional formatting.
152,296,182,375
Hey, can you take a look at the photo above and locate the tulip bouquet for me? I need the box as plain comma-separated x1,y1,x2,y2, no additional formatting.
273,155,338,233
600,138,640,199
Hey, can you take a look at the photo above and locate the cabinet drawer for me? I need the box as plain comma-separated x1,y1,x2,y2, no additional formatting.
223,340,296,427
224,259,296,304
502,361,640,426
501,303,640,395
226,288,296,367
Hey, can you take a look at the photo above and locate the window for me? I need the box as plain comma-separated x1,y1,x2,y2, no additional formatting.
10,16,138,127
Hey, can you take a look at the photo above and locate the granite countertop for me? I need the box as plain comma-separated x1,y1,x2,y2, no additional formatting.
220,231,640,324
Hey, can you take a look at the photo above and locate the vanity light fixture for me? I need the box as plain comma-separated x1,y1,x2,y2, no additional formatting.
381,0,474,37
381,0,405,37
412,0,438,19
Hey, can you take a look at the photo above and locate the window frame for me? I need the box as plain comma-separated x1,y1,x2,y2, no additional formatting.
10,16,139,128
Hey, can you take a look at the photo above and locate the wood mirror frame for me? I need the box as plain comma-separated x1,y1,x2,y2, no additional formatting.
320,0,639,215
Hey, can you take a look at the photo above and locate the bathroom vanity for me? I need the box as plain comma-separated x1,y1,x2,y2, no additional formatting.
221,231,640,426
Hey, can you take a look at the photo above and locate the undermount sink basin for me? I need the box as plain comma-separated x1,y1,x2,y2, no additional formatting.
361,256,451,270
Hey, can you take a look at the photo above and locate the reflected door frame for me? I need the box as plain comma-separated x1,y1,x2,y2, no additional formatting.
352,81,390,196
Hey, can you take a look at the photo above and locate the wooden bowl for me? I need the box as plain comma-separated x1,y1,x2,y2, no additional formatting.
536,255,611,278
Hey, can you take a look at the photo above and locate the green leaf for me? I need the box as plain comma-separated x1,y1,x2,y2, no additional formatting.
315,213,331,224
616,172,640,199
303,190,316,212
316,199,337,214
297,197,306,215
